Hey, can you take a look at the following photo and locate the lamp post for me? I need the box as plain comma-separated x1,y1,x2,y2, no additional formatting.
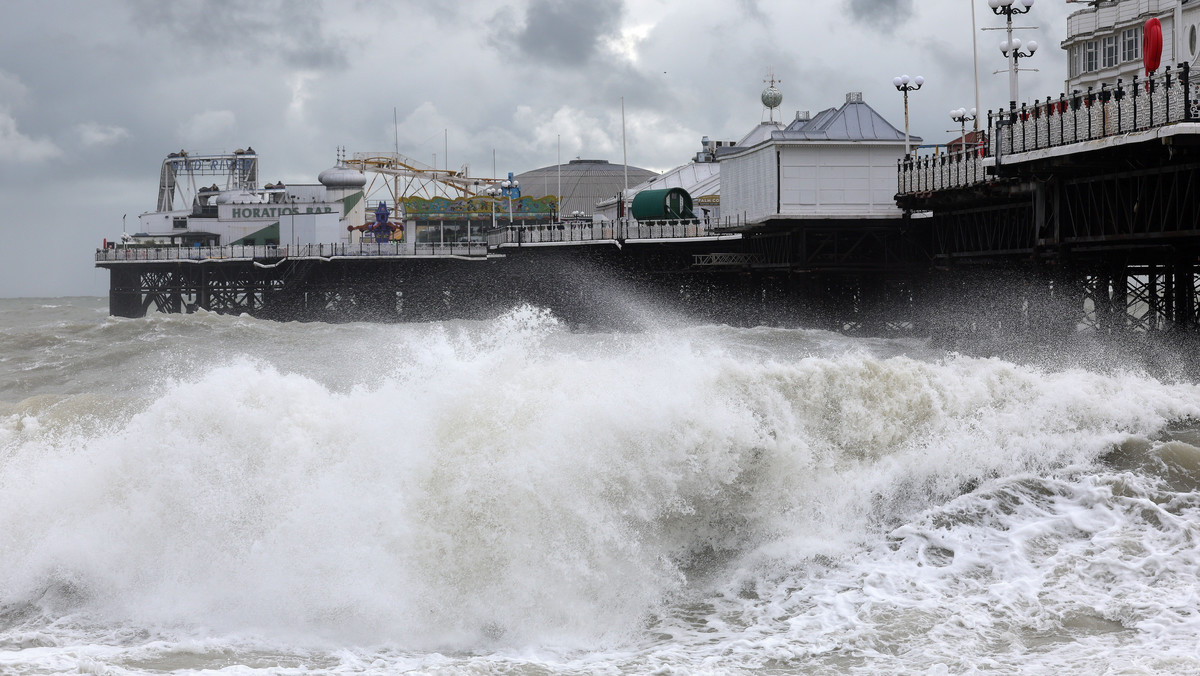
893,74,924,157
950,107,977,152
989,0,1037,112
485,185,500,233
500,174,520,224
472,180,487,247
484,173,520,238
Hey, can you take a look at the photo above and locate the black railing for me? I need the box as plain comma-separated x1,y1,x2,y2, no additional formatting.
897,144,989,195
898,63,1197,196
992,63,1195,156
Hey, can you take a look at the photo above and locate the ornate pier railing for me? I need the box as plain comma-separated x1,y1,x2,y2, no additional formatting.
897,146,987,195
97,218,744,263
487,218,738,247
95,241,489,263
995,63,1196,156
898,63,1198,196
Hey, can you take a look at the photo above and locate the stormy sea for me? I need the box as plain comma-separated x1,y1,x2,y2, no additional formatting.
2,296,1199,674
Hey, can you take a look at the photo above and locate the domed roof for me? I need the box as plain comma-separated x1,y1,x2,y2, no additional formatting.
318,162,367,188
515,159,658,216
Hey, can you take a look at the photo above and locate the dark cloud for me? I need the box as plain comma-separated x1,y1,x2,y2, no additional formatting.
737,0,768,24
508,0,624,65
845,0,915,33
129,0,347,70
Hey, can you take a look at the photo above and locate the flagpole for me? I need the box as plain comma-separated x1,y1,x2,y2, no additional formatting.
972,0,981,132
621,97,628,224
557,134,561,220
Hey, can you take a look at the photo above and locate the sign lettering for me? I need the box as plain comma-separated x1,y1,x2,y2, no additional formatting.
229,206,334,218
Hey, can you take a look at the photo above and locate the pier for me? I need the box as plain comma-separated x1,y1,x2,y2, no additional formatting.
95,220,758,325
98,68,1200,338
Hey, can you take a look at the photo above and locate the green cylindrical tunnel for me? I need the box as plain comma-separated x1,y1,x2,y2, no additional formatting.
631,187,696,221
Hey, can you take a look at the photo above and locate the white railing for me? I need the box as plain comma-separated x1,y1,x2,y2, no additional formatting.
95,241,488,262
96,218,745,263
489,218,739,246
898,147,987,194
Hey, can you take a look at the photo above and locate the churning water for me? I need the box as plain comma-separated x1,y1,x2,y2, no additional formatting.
2,297,1199,674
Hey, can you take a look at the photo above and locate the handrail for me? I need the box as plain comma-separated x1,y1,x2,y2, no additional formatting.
897,63,1197,196
490,218,736,246
992,63,1194,157
96,217,747,263
94,242,489,262
897,145,988,195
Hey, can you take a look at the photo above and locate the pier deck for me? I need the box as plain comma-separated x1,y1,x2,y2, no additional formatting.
97,67,1200,336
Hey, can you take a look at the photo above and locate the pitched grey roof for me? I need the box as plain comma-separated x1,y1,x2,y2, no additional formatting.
790,107,838,132
779,95,919,143
736,121,784,147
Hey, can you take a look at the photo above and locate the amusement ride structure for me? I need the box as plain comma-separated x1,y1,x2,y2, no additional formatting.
349,151,494,204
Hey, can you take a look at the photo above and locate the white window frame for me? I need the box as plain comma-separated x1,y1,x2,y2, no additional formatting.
1122,27,1141,62
1103,35,1118,68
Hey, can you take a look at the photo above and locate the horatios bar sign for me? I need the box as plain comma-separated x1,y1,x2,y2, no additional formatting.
223,205,335,219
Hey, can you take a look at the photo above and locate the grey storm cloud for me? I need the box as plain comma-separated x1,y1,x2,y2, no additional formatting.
736,0,768,24
129,0,347,70
845,0,915,33
510,0,624,65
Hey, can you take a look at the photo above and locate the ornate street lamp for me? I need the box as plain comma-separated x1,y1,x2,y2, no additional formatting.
989,0,1038,111
950,107,978,151
499,173,520,224
893,74,924,157
485,172,521,242
485,186,501,231
471,180,484,246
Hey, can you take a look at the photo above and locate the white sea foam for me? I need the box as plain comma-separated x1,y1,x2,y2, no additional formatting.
2,303,1200,673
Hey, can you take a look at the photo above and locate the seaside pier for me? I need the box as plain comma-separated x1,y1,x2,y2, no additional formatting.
95,223,764,326
96,214,942,331
98,68,1200,338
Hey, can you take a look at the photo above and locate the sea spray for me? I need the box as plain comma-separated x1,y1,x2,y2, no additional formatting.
2,301,1200,673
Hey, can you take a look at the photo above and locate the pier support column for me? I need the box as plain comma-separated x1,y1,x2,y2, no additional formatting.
197,266,210,312
1028,263,1079,341
1109,262,1129,332
1148,265,1163,331
1174,257,1195,330
108,267,145,318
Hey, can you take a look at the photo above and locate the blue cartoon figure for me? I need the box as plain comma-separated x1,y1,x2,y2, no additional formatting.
373,202,390,234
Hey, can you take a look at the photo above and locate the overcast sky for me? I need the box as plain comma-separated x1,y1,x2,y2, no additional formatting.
0,0,1075,298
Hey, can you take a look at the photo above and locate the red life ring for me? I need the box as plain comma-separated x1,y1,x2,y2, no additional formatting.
1145,19,1163,76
